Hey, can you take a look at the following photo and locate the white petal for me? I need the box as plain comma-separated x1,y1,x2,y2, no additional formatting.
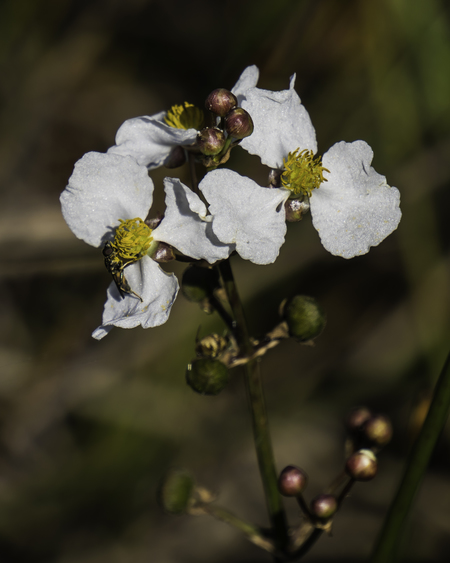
92,255,179,339
239,74,317,169
310,141,402,258
61,152,154,248
200,169,288,265
108,113,197,169
154,178,232,263
231,65,260,104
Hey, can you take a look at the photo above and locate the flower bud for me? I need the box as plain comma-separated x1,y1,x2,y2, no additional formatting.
164,145,186,168
282,295,326,341
346,449,378,481
224,108,254,139
152,242,176,263
285,198,310,222
197,127,226,155
158,469,195,514
186,358,229,395
205,88,237,117
310,494,338,520
345,406,373,434
363,414,393,447
278,465,308,497
181,265,220,303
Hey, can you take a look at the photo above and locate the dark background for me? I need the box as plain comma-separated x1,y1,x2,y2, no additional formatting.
0,0,449,561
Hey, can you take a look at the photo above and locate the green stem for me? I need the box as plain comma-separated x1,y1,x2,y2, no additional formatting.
370,349,450,563
217,259,289,553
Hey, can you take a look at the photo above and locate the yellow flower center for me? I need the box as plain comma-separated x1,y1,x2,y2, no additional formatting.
281,148,329,197
111,218,154,262
164,102,205,130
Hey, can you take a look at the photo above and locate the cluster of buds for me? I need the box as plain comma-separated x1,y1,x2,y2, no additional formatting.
196,88,254,168
345,406,393,454
276,407,392,540
277,464,338,534
182,267,327,394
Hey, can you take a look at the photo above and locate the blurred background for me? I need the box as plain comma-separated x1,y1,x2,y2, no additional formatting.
0,0,449,561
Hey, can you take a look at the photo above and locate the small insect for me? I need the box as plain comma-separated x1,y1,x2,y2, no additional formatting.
102,242,143,302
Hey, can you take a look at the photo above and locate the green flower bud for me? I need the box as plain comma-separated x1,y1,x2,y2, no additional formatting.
205,88,237,117
158,469,195,514
363,414,393,447
181,265,220,303
282,295,326,341
346,449,378,481
310,494,338,520
225,108,254,139
278,465,308,497
197,127,226,156
186,358,229,395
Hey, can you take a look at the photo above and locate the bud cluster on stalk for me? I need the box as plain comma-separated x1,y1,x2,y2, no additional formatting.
196,88,253,167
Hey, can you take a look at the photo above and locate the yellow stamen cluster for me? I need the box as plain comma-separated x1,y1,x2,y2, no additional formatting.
164,102,204,130
111,218,153,262
281,148,329,197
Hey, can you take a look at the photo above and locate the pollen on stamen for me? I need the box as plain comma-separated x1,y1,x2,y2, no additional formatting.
164,102,205,131
281,148,329,198
111,218,154,261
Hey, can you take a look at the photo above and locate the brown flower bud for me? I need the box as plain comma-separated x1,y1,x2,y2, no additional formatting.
152,242,175,263
278,465,308,497
205,88,237,117
224,108,254,139
164,145,186,168
346,449,378,481
363,414,393,447
310,494,338,520
285,198,310,222
345,406,373,434
197,127,226,155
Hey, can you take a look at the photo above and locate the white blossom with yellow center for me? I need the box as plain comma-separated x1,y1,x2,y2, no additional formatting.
107,102,204,169
61,152,230,339
209,66,401,259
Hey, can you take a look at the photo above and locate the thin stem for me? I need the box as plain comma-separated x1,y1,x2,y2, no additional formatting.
200,502,277,555
370,349,450,563
217,259,289,553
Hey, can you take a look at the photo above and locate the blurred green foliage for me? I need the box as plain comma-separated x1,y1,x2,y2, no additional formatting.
0,0,449,561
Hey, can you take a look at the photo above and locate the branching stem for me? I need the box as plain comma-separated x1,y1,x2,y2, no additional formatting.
217,259,289,555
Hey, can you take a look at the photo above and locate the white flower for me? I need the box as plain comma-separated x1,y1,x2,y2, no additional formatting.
212,67,401,259
108,103,204,169
61,152,230,339
199,169,287,265
106,67,260,171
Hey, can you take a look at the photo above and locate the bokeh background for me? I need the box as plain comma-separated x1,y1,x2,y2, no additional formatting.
1,0,449,561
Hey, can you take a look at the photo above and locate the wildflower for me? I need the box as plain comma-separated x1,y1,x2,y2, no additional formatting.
61,152,229,339
204,67,401,259
108,102,204,169
107,68,261,172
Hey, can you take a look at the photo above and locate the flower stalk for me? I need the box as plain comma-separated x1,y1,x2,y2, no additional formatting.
217,259,289,554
